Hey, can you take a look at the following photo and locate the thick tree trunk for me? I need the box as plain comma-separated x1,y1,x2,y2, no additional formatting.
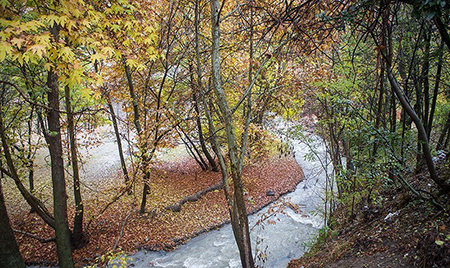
210,0,255,267
0,178,26,268
46,24,74,268
64,86,84,248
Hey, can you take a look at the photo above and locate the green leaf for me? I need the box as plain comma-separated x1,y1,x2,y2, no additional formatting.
0,0,9,8
435,240,444,246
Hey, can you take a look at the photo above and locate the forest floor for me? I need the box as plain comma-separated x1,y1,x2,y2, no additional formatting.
288,163,450,268
6,155,303,267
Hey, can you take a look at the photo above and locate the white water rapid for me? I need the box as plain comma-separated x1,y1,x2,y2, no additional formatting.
127,125,333,268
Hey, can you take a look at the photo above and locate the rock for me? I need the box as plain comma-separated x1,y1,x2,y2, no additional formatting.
168,204,181,212
383,211,399,223
266,190,275,196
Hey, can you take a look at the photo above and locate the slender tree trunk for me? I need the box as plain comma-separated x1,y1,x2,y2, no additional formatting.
107,100,131,193
46,25,74,268
27,109,34,193
427,42,444,138
437,112,450,150
434,16,450,51
0,109,55,229
387,70,449,193
193,3,219,172
422,32,431,139
372,64,385,157
413,68,424,169
178,125,208,170
0,177,26,268
193,91,218,171
210,0,254,266
122,58,152,213
64,86,84,248
444,127,450,149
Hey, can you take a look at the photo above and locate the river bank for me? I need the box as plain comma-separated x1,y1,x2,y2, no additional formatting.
13,155,302,267
288,163,450,268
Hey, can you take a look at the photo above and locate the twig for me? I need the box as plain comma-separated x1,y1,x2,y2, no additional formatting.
13,229,56,243
86,187,129,231
394,171,444,211
112,201,135,251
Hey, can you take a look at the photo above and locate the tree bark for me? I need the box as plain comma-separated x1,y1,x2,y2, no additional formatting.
437,112,450,150
210,0,255,266
193,3,219,172
107,99,131,193
421,32,431,139
46,25,74,268
434,16,450,51
0,177,26,268
64,86,84,248
122,58,152,213
387,70,449,193
193,91,218,171
427,42,444,138
0,110,55,229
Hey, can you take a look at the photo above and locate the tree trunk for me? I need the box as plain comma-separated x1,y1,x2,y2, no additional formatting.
210,0,255,266
0,177,26,268
179,126,208,170
46,24,74,268
64,86,84,248
193,3,219,172
427,42,444,138
193,91,218,171
0,111,55,229
107,100,131,193
387,70,449,193
27,109,34,194
122,58,152,213
437,112,450,150
422,32,431,139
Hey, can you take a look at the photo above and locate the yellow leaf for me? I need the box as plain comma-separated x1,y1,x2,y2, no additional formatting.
0,41,12,61
45,15,59,27
101,46,115,57
29,44,47,58
58,46,75,61
11,38,25,49
35,33,51,46
90,53,106,62
44,62,53,71
0,18,13,27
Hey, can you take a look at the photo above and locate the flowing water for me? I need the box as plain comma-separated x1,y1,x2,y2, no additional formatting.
27,119,332,268
127,124,333,268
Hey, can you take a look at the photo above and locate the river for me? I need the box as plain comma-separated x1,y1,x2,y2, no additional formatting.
126,124,333,268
